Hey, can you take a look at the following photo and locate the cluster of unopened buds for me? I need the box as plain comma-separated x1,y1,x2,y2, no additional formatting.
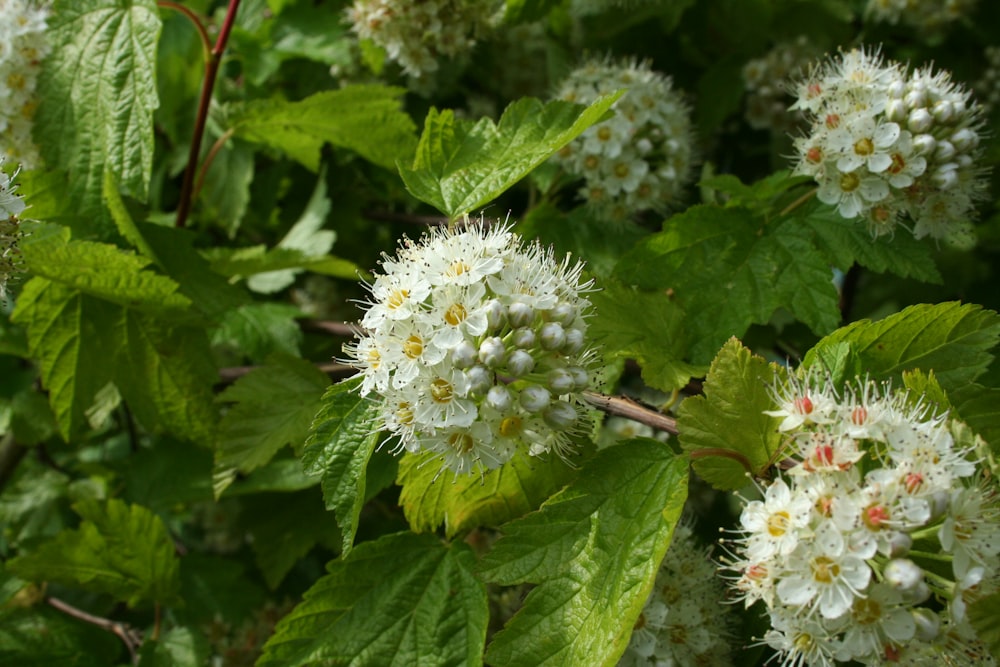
621,522,736,666
791,47,987,245
722,371,1000,666
346,222,595,475
346,0,498,82
864,0,978,36
742,36,819,134
552,58,695,220
0,0,50,168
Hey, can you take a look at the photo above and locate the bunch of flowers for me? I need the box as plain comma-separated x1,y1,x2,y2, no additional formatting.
865,0,978,35
974,45,1000,116
0,0,50,169
742,37,819,134
552,58,695,220
620,522,735,666
345,222,595,475
0,160,26,298
791,48,987,245
722,371,1000,666
346,0,499,81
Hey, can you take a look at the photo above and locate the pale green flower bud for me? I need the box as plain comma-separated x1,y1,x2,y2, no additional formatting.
519,386,551,413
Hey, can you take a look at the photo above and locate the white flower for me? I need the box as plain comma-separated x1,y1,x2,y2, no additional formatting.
740,478,813,561
0,0,50,168
346,221,595,475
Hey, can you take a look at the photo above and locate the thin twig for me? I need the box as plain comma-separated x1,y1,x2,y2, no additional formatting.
218,361,355,384
175,0,243,228
157,1,211,62
192,127,235,201
302,319,358,337
778,186,817,217
581,391,678,435
47,597,143,664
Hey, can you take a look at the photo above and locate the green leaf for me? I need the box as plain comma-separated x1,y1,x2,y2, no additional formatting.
677,338,785,490
802,302,1000,393
137,627,209,667
230,85,417,170
968,591,1000,663
7,498,180,607
247,170,335,294
241,489,341,590
301,376,381,553
615,205,841,364
125,438,214,511
951,384,1000,451
36,0,161,211
197,136,255,237
398,94,621,220
479,441,687,667
12,278,217,442
205,245,362,282
175,554,267,626
504,0,562,22
0,606,122,667
397,444,587,538
795,202,941,282
258,532,488,667
590,283,706,392
214,356,330,497
19,225,191,316
211,303,304,363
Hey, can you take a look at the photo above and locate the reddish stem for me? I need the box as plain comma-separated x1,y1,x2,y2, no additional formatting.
175,0,243,228
687,447,756,476
157,1,211,61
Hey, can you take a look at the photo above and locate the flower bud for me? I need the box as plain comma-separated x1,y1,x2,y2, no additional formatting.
465,365,492,395
543,400,577,429
884,558,924,592
563,327,585,354
547,368,575,394
485,299,506,331
950,128,978,152
479,337,506,368
932,100,954,123
934,140,956,161
507,349,535,377
952,98,967,117
511,328,536,349
568,366,590,391
520,385,551,413
912,133,936,155
931,167,958,190
508,301,535,328
905,89,928,109
886,531,913,558
908,108,933,133
912,608,941,642
888,79,906,99
886,99,907,122
451,341,478,369
485,385,513,412
539,322,567,350
549,301,577,325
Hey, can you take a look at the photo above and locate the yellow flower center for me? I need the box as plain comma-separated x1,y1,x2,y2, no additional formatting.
395,402,414,425
810,556,840,584
839,172,861,193
431,378,454,403
444,303,467,326
403,334,423,359
446,261,470,279
447,432,474,453
387,289,409,311
499,416,522,437
853,137,874,156
767,511,791,537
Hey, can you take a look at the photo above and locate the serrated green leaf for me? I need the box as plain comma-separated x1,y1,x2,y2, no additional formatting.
137,627,209,667
37,0,160,212
220,457,318,496
258,532,488,667
211,303,304,363
198,136,255,237
19,226,191,316
175,554,268,626
231,85,417,170
951,384,1000,450
7,498,180,607
803,340,862,388
968,591,1000,663
397,444,587,538
301,376,381,553
125,438,213,510
0,606,122,667
615,205,841,364
479,440,687,667
399,94,621,219
900,369,951,412
214,356,330,497
590,283,706,392
677,338,785,489
795,202,941,282
12,278,217,442
802,302,1000,393
241,489,341,590
247,170,335,294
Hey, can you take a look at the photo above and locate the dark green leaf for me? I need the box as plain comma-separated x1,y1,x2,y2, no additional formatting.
210,303,304,364
677,338,785,490
480,441,687,667
258,532,488,667
37,0,161,211
0,606,122,667
301,376,381,553
7,498,180,607
137,627,209,667
399,94,621,219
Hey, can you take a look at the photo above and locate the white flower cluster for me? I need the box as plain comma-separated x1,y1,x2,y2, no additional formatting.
346,223,595,475
974,46,1000,116
743,37,819,133
346,0,498,80
865,0,978,35
0,0,50,169
620,523,734,667
0,160,26,298
552,58,695,220
791,48,987,245
723,372,1000,667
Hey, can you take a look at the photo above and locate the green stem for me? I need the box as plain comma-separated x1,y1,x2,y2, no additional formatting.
778,186,818,217
175,0,243,229
192,127,235,202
